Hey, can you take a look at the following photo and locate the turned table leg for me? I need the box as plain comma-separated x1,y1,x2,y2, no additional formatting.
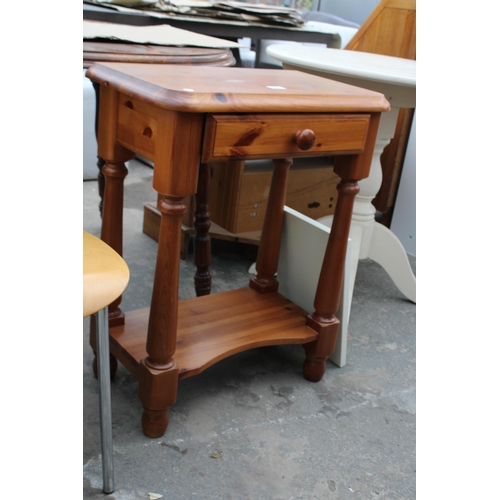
301,116,381,382
194,162,212,296
100,161,129,326
95,84,134,326
250,158,292,294
138,195,184,438
301,113,381,381
303,179,360,382
89,159,128,380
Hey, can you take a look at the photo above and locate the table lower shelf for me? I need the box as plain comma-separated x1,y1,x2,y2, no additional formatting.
109,287,318,380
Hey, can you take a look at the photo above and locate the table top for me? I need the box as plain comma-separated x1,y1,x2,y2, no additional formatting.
266,45,416,88
83,42,236,68
86,63,389,114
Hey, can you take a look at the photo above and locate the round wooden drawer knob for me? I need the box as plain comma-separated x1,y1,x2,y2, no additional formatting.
293,129,316,150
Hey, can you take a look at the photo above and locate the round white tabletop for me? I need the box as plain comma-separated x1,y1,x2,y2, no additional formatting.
267,45,416,109
267,45,415,86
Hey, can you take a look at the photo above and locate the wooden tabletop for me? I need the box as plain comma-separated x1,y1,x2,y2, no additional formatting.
83,42,236,68
85,63,390,113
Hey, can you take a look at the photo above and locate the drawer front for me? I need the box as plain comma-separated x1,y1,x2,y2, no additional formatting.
116,95,159,161
202,113,370,162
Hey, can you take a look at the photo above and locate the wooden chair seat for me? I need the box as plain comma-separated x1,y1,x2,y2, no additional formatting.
83,231,130,318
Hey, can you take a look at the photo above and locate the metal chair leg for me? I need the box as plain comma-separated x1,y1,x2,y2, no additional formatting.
95,307,114,494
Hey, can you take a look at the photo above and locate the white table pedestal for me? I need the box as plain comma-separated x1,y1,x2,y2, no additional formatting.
334,107,416,303
267,45,416,305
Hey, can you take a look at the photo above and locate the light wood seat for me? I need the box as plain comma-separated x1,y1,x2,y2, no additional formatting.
83,231,130,494
83,231,130,318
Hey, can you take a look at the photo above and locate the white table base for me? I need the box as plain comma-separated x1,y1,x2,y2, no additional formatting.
319,107,416,304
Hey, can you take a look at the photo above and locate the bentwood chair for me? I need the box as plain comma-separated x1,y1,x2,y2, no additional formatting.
83,231,130,493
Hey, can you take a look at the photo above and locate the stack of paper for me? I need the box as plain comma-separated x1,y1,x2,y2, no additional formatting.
190,2,304,26
86,0,305,27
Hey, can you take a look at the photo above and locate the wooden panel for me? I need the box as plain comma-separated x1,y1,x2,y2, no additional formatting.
116,94,204,196
208,159,341,234
96,86,135,162
334,112,380,181
285,166,341,221
153,110,205,196
142,202,161,242
345,0,416,60
208,161,245,232
233,170,271,233
234,167,341,233
116,95,158,161
202,113,370,161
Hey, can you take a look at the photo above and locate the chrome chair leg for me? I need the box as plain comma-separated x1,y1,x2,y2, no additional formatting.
95,307,114,494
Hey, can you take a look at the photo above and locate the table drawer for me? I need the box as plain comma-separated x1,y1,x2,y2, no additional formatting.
202,113,370,162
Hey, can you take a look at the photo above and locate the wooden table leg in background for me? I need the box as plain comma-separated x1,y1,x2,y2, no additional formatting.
194,162,212,296
250,158,292,294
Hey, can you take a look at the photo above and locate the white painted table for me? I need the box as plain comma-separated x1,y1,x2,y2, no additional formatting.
267,45,416,304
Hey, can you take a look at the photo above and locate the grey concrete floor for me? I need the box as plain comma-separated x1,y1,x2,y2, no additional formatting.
83,160,416,500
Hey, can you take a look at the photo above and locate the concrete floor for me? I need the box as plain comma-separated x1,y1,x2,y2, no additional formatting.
83,160,416,500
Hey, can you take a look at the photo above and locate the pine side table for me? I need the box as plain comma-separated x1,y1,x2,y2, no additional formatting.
86,63,389,437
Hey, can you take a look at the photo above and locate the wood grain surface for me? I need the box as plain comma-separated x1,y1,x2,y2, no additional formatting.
83,231,130,318
86,64,390,113
109,287,318,380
